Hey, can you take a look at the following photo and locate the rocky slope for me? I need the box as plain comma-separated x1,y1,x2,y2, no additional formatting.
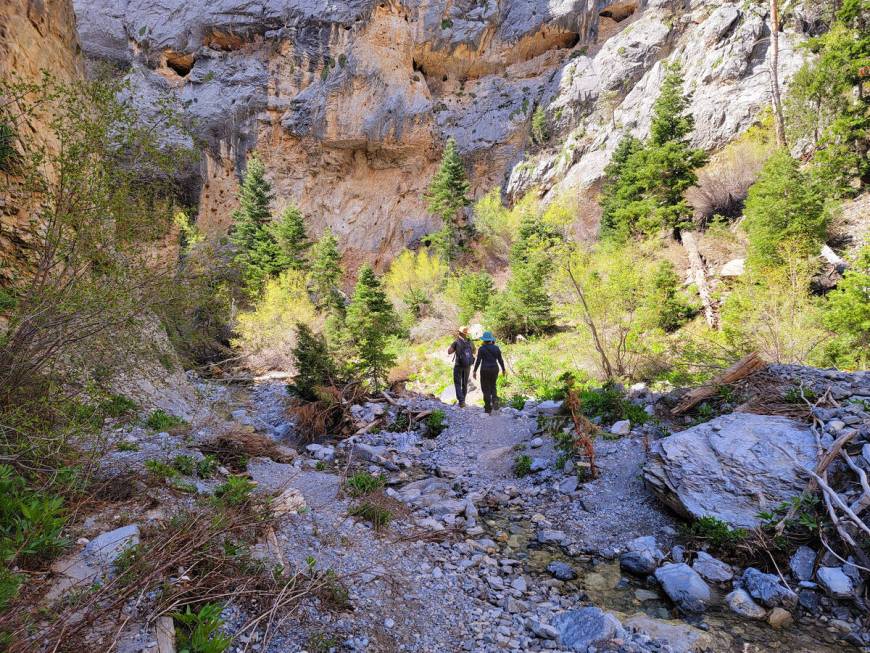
71,0,810,269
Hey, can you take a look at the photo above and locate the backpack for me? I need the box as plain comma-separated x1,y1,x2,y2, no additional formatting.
456,339,475,367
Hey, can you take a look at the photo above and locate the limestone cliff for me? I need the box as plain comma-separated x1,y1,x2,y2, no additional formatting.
71,0,810,268
0,0,83,281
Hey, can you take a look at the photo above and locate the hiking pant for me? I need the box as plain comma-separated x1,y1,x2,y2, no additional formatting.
453,365,471,404
480,368,499,413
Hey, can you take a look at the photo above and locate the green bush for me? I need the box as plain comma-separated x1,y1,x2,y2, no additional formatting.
345,472,385,497
679,516,747,549
821,244,869,369
0,465,66,608
172,602,232,653
145,410,186,431
454,271,494,323
288,323,338,401
513,454,533,477
196,455,219,479
0,121,15,172
172,455,197,476
530,105,548,144
743,151,828,268
144,459,179,480
426,409,447,437
508,395,527,410
213,477,256,507
98,394,138,418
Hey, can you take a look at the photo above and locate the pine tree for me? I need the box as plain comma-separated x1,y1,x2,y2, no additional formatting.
597,65,707,240
310,228,344,314
743,151,827,268
230,155,284,294
425,137,471,260
345,265,400,389
273,204,310,271
290,322,338,401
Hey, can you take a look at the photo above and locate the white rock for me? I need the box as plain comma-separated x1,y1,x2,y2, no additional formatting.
816,566,854,598
720,258,745,277
610,420,631,436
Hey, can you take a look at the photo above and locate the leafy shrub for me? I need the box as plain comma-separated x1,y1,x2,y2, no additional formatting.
0,120,15,171
426,409,447,437
172,602,232,653
450,271,495,323
530,105,548,144
757,493,821,539
196,455,219,479
144,459,179,480
384,249,447,319
578,384,647,426
213,477,256,507
233,269,318,371
387,412,410,432
348,501,391,530
345,472,385,497
145,410,186,431
0,465,66,608
820,244,869,369
513,454,533,477
508,395,527,410
172,455,197,476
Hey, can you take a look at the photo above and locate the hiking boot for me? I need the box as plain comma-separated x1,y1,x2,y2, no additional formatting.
458,401,466,408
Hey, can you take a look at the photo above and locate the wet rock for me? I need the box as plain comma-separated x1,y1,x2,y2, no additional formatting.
546,561,577,581
767,607,794,629
742,568,798,608
789,545,816,581
537,529,567,545
553,606,621,652
610,420,631,436
623,613,715,652
816,566,854,598
620,551,658,576
644,414,816,528
725,589,767,620
692,551,733,582
654,563,712,613
798,588,820,612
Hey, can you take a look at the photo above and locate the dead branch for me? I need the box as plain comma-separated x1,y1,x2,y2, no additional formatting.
672,352,766,414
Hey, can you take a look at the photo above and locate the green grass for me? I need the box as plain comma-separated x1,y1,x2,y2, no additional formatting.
145,410,186,431
513,454,533,477
172,454,196,476
116,441,139,452
679,516,747,549
144,459,179,480
345,472,385,497
98,394,138,418
196,455,219,479
426,409,447,437
348,501,391,530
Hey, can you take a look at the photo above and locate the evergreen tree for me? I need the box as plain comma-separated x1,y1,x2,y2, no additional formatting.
290,322,338,401
822,244,870,369
229,155,283,294
646,261,696,332
425,137,471,260
743,151,828,268
273,204,310,271
310,228,344,315
597,65,707,240
345,265,400,389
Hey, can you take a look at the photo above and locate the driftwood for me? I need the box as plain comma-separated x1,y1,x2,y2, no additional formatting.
682,231,718,329
672,352,766,414
155,616,176,653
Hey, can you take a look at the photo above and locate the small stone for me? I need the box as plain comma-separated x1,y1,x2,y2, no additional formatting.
827,420,845,432
789,545,816,582
816,567,854,598
670,545,685,563
530,437,544,448
610,420,631,435
635,589,660,602
654,563,712,613
692,551,733,582
725,589,767,620
486,575,505,590
767,607,793,629
527,619,559,640
511,576,528,592
384,618,395,629
546,561,576,581
620,551,658,576
553,607,621,651
537,530,567,545
742,567,798,608
530,458,548,472
559,476,579,494
798,589,820,612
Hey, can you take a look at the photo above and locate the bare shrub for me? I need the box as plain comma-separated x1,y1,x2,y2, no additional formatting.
687,139,771,224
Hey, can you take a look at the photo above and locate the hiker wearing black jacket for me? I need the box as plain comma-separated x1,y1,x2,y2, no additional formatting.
473,331,506,414
447,328,475,408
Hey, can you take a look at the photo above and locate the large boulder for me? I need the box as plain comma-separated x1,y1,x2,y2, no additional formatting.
643,414,817,529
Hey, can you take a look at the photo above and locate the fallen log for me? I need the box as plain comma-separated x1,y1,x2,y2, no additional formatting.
672,352,766,415
682,230,718,329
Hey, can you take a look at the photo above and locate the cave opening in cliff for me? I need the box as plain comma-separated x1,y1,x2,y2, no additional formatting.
165,51,195,77
598,1,638,43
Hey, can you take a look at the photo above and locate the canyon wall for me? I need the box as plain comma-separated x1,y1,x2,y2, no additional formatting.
71,0,810,269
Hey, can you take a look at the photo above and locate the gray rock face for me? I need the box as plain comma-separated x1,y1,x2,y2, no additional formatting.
742,568,798,609
654,563,712,613
789,545,817,582
726,589,767,620
692,551,733,583
643,414,817,529
816,566,854,598
553,606,621,652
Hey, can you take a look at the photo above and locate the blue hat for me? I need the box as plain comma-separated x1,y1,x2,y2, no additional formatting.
481,331,495,342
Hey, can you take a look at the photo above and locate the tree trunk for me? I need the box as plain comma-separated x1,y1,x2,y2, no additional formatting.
769,0,787,148
566,262,615,381
682,231,718,329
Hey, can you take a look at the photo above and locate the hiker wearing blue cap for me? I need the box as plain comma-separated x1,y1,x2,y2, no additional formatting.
473,331,506,414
